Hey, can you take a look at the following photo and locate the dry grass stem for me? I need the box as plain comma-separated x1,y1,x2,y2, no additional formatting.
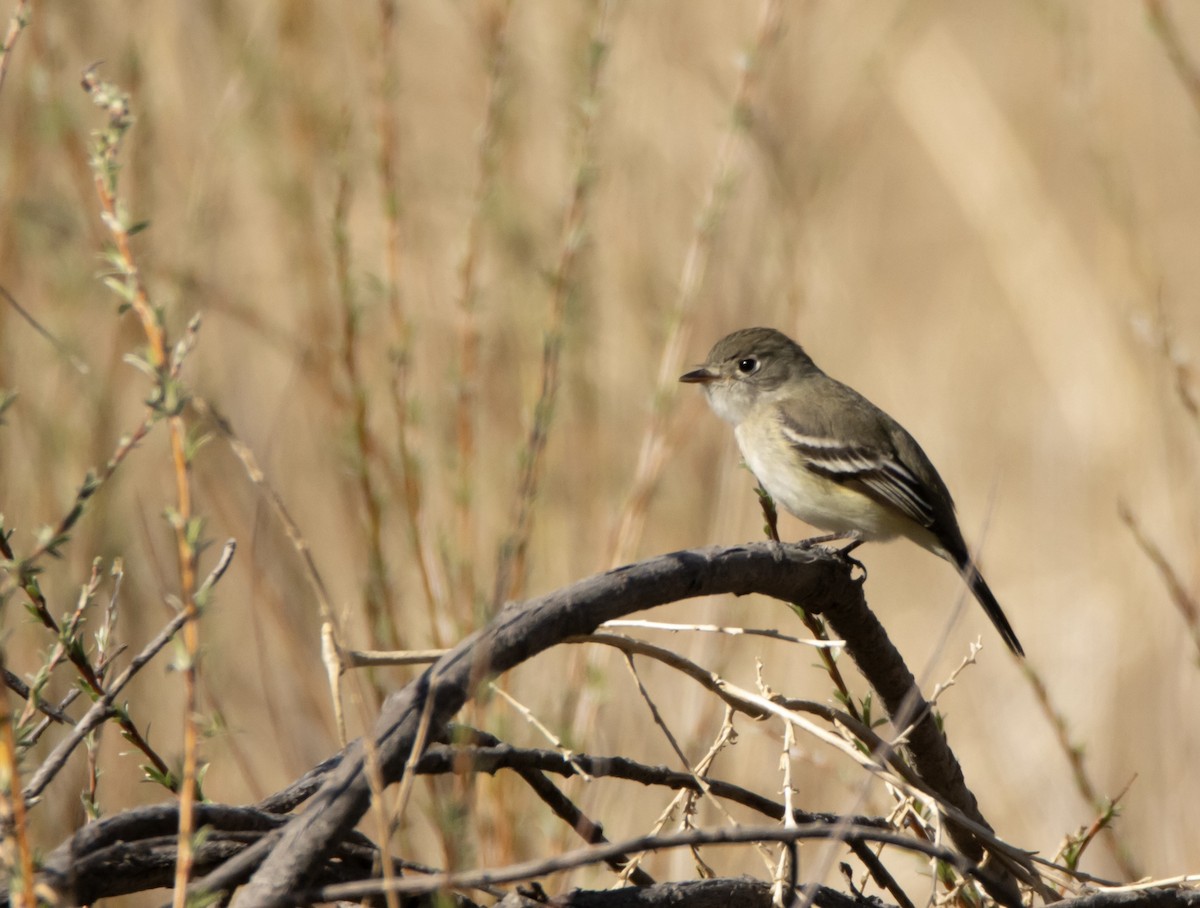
0,655,36,908
452,0,515,618
0,0,32,98
608,0,784,568
492,0,614,610
490,684,592,782
1118,501,1200,660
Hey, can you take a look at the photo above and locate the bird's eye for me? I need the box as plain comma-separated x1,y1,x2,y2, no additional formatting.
737,357,759,375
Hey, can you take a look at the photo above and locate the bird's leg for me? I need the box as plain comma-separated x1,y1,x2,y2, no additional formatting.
798,530,858,549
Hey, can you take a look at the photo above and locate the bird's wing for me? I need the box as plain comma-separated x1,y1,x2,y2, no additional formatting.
778,418,938,528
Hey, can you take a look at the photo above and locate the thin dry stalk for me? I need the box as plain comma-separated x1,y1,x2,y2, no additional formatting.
601,618,841,648
0,0,31,100
0,284,90,375
192,396,349,745
333,173,400,655
389,668,441,835
79,68,204,903
1145,297,1200,434
0,412,154,602
771,716,798,906
343,648,445,667
490,685,592,781
0,422,173,784
375,0,403,334
1020,653,1140,882
361,688,402,908
491,0,613,610
374,0,447,649
617,711,768,885
0,654,36,908
452,0,514,621
1118,503,1200,660
607,0,784,568
1086,873,1200,893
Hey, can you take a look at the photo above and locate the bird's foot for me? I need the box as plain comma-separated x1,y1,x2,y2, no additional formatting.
799,531,867,578
836,533,867,577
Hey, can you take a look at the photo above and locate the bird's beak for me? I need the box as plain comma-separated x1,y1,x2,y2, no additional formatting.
679,366,717,384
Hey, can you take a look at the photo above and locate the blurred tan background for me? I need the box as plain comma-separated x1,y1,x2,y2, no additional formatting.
2,0,1198,896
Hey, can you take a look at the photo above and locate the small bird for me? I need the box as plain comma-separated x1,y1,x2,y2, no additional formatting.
680,326,1023,657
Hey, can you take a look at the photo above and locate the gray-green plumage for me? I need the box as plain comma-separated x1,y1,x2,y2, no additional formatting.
681,326,1023,657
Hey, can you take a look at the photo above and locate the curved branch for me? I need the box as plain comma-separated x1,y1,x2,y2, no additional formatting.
36,804,391,904
228,540,1025,905
35,541,1030,906
305,822,992,902
225,542,857,904
814,572,1036,901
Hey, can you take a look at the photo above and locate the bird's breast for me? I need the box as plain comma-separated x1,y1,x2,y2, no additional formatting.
734,420,907,541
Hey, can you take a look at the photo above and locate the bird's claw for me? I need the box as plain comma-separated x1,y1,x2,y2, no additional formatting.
796,532,867,578
837,548,867,580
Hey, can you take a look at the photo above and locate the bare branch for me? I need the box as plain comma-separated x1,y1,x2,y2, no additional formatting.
219,542,857,903
305,822,997,904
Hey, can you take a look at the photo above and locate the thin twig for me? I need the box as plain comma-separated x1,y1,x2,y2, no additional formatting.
607,0,784,567
415,740,887,831
0,654,36,908
452,726,658,886
332,172,400,655
451,0,514,624
193,396,348,744
23,539,235,804
1119,500,1200,660
0,0,32,100
491,684,593,780
308,822,1002,904
491,0,612,610
601,618,842,648
0,284,89,374
1021,652,1141,881
375,0,448,653
0,413,156,603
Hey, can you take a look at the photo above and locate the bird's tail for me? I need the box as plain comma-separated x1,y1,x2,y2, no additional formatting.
957,557,1024,657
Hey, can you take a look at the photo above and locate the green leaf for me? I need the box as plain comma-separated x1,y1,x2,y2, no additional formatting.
122,351,158,379
140,762,177,791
